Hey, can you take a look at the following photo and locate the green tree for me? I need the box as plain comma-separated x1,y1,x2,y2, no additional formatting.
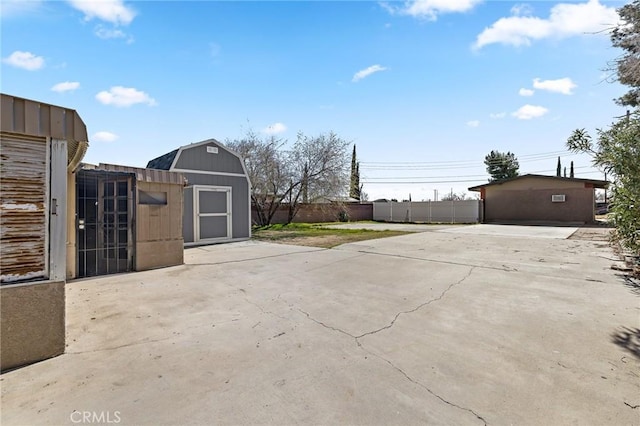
567,115,640,254
484,150,519,182
570,161,574,178
556,156,562,177
611,0,640,107
349,145,361,200
566,1,640,255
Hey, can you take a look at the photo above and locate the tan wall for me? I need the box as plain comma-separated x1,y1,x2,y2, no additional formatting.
253,203,373,224
135,181,183,271
485,187,594,223
1,281,65,371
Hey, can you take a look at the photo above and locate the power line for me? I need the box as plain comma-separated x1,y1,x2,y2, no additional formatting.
362,166,595,180
361,150,576,166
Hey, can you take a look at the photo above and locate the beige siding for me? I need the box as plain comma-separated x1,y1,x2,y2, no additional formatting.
0,133,48,282
135,181,183,271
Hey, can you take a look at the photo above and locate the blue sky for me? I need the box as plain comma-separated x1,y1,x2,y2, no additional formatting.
1,0,627,200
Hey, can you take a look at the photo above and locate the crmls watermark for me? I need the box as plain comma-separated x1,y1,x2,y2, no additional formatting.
70,411,121,424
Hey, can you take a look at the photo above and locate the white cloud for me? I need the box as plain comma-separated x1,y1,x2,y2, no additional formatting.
510,3,533,16
474,0,619,49
94,25,130,40
532,77,577,95
92,131,118,142
519,88,534,96
96,86,156,107
466,120,480,127
67,0,136,25
262,122,287,135
51,81,80,92
490,112,506,119
382,0,482,20
512,104,549,120
352,64,387,82
2,51,44,70
0,0,43,18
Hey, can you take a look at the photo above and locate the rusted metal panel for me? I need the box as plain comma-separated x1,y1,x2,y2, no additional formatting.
0,134,47,283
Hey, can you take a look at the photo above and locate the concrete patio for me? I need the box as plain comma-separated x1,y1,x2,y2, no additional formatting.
1,225,638,425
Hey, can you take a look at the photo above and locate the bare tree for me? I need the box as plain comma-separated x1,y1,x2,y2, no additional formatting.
227,131,350,226
284,132,350,223
441,192,473,201
226,131,290,226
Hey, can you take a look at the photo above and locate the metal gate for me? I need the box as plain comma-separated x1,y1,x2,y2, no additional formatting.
76,170,134,277
194,186,232,242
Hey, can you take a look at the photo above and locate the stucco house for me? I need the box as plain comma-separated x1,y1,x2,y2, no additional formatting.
469,174,608,224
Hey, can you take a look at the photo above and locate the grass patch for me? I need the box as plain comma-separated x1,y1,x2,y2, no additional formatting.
252,223,410,248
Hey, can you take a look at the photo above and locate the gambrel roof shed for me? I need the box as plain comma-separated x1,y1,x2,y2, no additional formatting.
147,139,251,245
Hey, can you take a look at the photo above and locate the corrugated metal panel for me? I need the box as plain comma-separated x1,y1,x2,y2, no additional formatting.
0,94,89,171
97,163,185,185
0,94,88,143
0,133,48,283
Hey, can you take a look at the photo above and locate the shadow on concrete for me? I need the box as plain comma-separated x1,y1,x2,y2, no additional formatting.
617,274,640,297
611,326,640,360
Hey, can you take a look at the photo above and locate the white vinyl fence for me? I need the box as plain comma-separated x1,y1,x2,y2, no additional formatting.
373,200,481,224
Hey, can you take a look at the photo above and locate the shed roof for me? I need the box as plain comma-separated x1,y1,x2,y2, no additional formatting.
146,149,178,170
147,139,243,171
468,174,608,191
95,163,185,185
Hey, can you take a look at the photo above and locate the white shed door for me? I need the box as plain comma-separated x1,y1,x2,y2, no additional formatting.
195,187,232,241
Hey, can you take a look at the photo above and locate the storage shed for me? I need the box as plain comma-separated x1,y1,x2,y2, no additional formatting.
469,174,608,224
1,93,88,370
73,164,185,279
147,139,251,245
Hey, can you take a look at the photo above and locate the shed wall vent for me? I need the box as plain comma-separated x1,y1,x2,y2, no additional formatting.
207,146,218,154
551,194,566,202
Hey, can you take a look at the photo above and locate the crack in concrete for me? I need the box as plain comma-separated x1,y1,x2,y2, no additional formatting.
244,297,291,322
298,309,356,339
297,267,487,425
187,247,327,267
364,348,488,426
352,249,511,272
355,267,475,339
